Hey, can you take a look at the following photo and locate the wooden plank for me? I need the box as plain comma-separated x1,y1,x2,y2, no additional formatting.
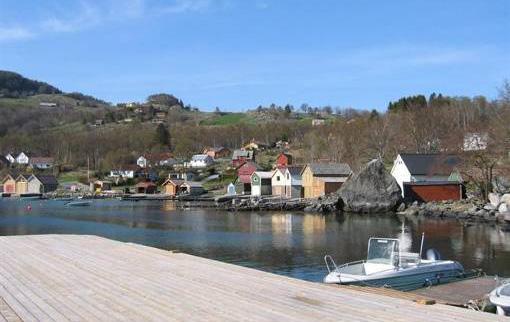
0,235,504,322
411,276,498,306
0,297,22,322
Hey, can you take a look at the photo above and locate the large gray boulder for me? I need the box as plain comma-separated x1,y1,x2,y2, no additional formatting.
337,159,402,213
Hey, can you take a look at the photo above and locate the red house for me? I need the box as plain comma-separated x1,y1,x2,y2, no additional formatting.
236,161,259,194
276,153,293,167
232,149,254,167
403,182,465,202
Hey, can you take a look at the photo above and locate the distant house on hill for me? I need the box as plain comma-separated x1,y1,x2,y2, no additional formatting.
137,152,175,168
203,147,231,159
27,175,58,194
243,139,268,151
29,157,54,170
276,153,293,168
232,149,254,167
5,153,15,164
275,140,290,150
301,163,352,198
109,165,139,179
15,152,29,165
463,133,488,151
39,102,57,108
312,119,325,126
189,154,214,168
390,153,463,201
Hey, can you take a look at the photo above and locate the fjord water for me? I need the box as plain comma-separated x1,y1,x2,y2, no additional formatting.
0,199,509,282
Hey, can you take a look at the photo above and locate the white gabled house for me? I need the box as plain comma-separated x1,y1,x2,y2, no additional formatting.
189,154,214,168
390,153,462,197
5,153,15,164
137,156,148,168
271,166,304,198
16,152,29,164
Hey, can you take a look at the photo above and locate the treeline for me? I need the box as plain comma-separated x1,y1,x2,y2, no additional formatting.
0,71,61,98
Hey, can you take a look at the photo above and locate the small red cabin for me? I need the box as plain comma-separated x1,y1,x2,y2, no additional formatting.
404,182,464,202
236,161,259,194
276,153,293,167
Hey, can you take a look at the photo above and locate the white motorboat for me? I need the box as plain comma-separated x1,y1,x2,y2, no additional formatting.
323,233,465,291
489,282,510,316
65,200,92,207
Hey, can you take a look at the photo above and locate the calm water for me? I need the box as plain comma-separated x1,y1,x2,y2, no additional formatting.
0,198,509,282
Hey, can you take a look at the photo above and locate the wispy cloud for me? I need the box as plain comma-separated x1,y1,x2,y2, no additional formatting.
160,0,218,13
42,3,102,33
0,26,34,42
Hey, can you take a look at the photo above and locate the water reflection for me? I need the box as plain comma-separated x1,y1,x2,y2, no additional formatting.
0,199,508,282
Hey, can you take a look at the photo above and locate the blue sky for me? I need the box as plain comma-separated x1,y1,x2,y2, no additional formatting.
0,0,509,111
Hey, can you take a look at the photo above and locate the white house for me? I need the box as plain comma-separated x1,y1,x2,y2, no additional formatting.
251,171,273,196
463,133,488,151
5,153,15,164
109,165,138,179
137,156,148,168
189,154,214,168
271,168,287,196
16,152,29,164
390,153,461,196
271,166,303,198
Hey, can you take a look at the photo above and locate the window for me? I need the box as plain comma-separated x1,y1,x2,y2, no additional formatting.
277,176,280,181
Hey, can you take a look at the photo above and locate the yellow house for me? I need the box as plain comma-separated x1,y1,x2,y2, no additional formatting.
15,174,29,195
301,163,351,198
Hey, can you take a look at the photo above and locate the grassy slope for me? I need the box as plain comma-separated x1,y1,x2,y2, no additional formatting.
200,113,257,126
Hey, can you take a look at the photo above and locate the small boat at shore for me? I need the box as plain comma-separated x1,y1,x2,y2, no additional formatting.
323,232,465,291
65,201,92,207
489,281,510,316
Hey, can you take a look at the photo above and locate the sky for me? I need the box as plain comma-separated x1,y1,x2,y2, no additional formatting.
0,0,509,111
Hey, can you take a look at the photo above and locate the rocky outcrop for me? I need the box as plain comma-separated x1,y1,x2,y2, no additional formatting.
337,159,402,213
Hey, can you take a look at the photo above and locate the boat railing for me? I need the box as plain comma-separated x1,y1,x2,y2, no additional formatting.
324,255,338,273
324,255,366,274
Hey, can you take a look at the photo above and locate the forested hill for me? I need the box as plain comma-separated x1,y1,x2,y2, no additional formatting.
0,71,62,98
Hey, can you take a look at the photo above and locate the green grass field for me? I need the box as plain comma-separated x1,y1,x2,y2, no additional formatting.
200,113,257,126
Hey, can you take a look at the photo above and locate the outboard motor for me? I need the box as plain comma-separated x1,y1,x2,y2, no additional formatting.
426,248,441,261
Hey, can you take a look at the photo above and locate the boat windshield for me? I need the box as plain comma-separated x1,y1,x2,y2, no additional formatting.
367,238,399,266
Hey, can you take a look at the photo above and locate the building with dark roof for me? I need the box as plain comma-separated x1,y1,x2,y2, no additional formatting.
391,153,463,199
301,163,352,198
28,175,59,194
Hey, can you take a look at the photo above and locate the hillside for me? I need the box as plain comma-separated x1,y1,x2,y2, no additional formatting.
0,71,62,98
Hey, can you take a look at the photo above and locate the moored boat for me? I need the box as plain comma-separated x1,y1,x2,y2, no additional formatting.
489,282,510,316
65,201,92,207
323,233,465,291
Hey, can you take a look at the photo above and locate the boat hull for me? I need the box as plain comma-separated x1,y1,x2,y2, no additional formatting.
324,261,464,291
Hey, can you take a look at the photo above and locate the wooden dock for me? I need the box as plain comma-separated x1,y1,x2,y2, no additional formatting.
0,235,503,321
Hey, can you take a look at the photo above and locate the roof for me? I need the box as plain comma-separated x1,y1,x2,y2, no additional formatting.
287,165,304,176
399,153,460,176
306,163,352,176
191,154,211,161
0,155,9,164
232,149,254,160
30,157,54,164
30,175,58,185
317,176,349,183
253,171,273,179
237,174,252,184
205,146,229,153
181,181,203,188
163,179,184,186
404,181,462,186
114,164,140,171
136,181,157,187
